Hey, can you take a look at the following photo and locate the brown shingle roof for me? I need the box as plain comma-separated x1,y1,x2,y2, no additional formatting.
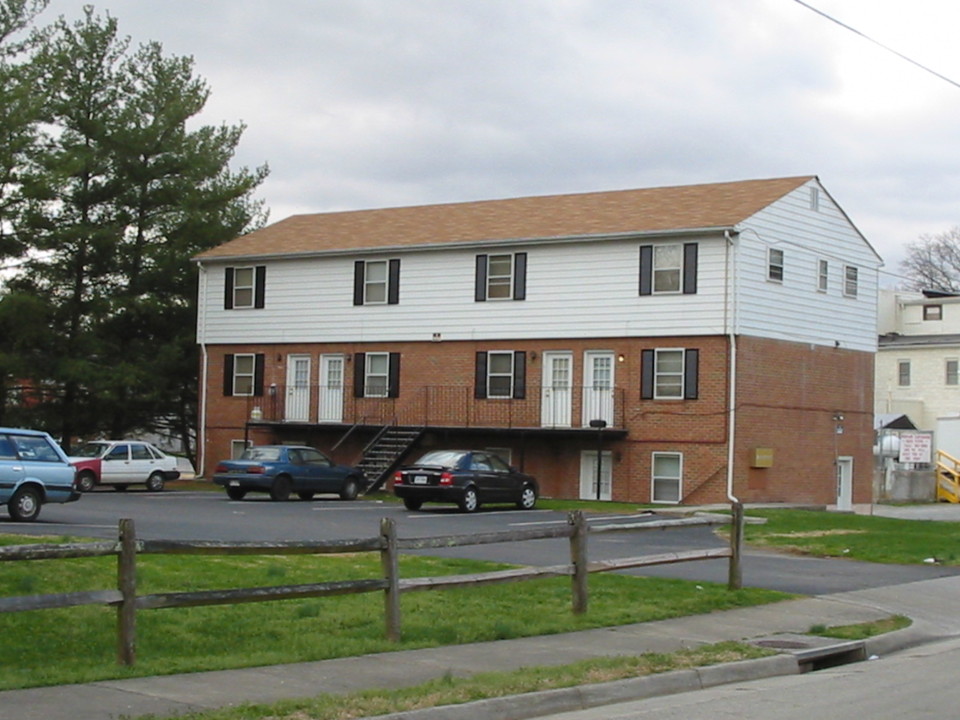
197,175,815,260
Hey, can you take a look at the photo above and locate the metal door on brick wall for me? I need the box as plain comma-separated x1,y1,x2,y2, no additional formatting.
541,351,572,427
318,354,344,423
582,351,615,426
285,354,311,422
836,456,853,511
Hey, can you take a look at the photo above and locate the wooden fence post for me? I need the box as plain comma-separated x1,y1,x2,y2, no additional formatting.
728,501,743,590
568,511,588,614
380,517,401,642
117,518,137,666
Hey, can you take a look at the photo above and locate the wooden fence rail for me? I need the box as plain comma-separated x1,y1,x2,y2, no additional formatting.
0,505,744,666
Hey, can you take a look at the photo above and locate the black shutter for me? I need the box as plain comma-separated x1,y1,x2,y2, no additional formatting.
641,349,654,399
223,354,235,396
388,259,401,305
639,246,653,296
353,261,365,305
224,268,235,309
683,243,698,295
254,266,266,308
684,349,699,399
354,353,365,397
475,255,488,302
474,351,488,398
253,354,265,396
513,252,527,300
388,352,401,398
513,351,526,399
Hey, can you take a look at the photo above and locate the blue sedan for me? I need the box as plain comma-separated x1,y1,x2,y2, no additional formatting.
213,445,366,502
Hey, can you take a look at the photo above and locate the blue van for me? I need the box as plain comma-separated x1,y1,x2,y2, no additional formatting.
0,427,80,521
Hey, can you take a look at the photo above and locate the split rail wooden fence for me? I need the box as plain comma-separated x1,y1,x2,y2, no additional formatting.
0,504,745,666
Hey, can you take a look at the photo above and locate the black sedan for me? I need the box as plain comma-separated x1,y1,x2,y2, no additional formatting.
213,445,366,501
392,449,538,513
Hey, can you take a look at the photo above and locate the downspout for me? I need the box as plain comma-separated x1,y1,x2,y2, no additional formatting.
725,229,743,591
196,261,208,480
724,230,740,504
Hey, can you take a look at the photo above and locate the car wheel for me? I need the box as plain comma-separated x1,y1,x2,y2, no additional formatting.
9,486,41,522
145,472,165,492
226,486,246,500
517,484,538,510
339,477,359,501
459,486,480,513
270,476,292,502
76,471,96,493
403,497,423,511
297,491,315,501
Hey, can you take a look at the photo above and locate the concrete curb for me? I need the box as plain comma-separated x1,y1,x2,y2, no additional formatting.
363,655,798,720
362,627,936,720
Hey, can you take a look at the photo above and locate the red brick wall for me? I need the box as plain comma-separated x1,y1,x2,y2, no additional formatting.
200,335,874,506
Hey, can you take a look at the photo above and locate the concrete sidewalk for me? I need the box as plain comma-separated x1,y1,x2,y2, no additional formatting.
4,574,960,720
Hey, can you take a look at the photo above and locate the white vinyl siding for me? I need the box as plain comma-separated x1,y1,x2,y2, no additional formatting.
198,181,879,353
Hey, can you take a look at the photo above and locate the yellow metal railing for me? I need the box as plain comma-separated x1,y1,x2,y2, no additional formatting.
936,450,960,503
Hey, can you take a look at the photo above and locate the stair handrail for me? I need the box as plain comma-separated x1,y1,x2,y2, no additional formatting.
935,449,960,503
332,417,369,453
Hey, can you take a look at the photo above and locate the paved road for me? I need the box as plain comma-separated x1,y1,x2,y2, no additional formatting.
518,634,960,720
4,491,960,596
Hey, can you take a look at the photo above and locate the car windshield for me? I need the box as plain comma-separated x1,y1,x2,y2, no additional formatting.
414,450,466,468
241,447,282,462
74,442,109,458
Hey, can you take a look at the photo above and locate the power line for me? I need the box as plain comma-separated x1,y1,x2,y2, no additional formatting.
792,0,960,91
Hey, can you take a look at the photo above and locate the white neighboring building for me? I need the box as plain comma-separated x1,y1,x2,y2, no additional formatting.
876,289,960,432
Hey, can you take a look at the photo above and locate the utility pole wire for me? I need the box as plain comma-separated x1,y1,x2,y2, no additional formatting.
793,0,960,91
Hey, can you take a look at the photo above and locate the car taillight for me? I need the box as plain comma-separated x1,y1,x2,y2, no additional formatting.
247,465,266,474
393,471,403,484
214,463,228,473
439,471,454,486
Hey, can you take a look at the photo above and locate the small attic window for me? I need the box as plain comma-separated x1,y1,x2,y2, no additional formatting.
810,187,820,211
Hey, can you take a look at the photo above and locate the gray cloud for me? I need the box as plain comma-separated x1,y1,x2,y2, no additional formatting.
41,0,960,280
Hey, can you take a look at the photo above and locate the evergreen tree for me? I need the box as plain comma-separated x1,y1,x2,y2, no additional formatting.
2,5,267,457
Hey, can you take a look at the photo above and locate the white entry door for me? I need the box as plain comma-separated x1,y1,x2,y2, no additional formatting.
579,450,612,500
285,354,311,422
318,354,345,423
582,351,615,426
836,456,853,511
541,351,572,427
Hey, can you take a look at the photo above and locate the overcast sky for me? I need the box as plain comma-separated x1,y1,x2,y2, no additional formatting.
41,0,960,285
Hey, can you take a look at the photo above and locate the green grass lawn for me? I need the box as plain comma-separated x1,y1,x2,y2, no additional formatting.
743,508,960,565
0,532,788,691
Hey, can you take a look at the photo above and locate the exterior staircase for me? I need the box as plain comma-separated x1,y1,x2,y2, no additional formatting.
358,425,423,492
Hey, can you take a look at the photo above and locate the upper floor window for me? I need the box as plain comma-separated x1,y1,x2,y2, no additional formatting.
354,259,400,305
641,348,699,400
898,359,911,387
639,242,698,295
224,266,266,309
475,252,527,301
843,265,859,297
924,304,943,321
223,353,264,397
474,350,526,399
947,359,958,386
767,248,784,283
817,259,829,293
